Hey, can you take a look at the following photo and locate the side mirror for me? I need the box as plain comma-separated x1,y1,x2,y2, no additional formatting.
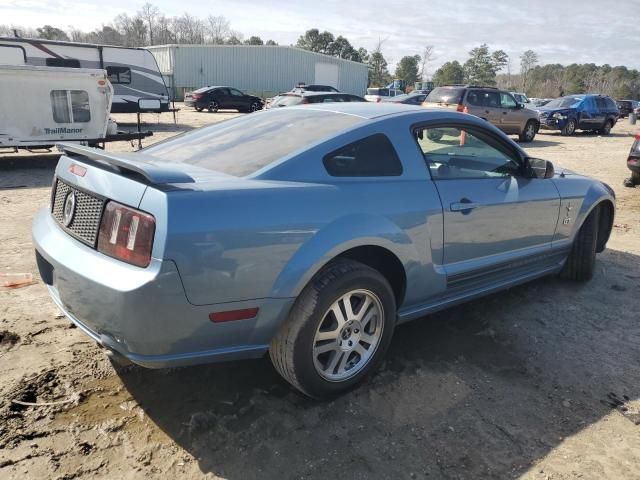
527,158,554,179
515,103,524,109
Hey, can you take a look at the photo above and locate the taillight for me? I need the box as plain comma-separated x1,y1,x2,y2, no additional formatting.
97,201,155,267
192,93,203,100
301,98,310,104
376,97,381,103
456,103,465,112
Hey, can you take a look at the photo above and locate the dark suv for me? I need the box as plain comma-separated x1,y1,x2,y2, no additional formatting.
536,95,619,135
184,86,264,113
616,100,639,118
422,86,540,142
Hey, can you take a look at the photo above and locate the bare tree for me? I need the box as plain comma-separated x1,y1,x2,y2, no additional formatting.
520,50,539,93
419,45,435,81
139,3,160,45
206,15,230,44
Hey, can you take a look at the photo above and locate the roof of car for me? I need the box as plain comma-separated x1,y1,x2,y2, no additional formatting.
285,102,443,119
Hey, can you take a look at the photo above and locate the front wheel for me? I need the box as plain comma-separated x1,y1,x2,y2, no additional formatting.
270,260,396,398
250,102,261,112
560,206,600,281
519,120,538,142
561,118,576,136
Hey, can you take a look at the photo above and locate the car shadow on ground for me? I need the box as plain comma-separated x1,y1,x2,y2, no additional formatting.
520,138,561,148
0,153,58,189
118,248,640,480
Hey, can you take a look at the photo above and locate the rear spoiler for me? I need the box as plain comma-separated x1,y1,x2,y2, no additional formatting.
57,143,195,184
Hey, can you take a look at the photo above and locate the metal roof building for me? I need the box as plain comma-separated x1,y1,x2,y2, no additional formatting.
146,44,369,100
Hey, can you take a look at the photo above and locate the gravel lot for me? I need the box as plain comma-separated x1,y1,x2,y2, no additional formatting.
1,105,639,480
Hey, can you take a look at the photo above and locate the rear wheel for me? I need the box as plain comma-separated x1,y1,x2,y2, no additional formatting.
207,101,219,113
270,260,396,398
599,120,613,135
561,119,576,136
195,105,204,112
519,120,538,142
560,206,600,281
625,171,640,187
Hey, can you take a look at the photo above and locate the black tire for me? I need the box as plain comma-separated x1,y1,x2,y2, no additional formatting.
250,102,261,112
561,119,576,136
207,101,219,113
519,120,538,142
560,206,600,281
633,171,640,184
599,120,613,135
270,260,396,399
195,105,204,112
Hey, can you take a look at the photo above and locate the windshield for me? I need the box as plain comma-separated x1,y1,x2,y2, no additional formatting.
544,96,583,108
144,109,364,176
513,94,528,103
425,87,465,104
271,95,303,107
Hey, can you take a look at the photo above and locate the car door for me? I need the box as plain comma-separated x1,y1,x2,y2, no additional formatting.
498,92,520,134
578,97,598,129
214,88,232,109
229,88,249,110
414,122,560,285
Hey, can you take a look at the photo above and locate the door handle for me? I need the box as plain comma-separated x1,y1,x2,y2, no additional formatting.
450,200,479,212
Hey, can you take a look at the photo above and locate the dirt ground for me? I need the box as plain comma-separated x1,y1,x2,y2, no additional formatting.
1,105,639,480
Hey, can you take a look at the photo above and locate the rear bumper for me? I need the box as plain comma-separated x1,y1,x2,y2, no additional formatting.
32,208,294,368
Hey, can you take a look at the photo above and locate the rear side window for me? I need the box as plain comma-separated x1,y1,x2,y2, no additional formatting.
595,97,607,109
367,88,389,96
605,98,617,110
323,134,403,177
46,58,81,68
106,66,131,84
426,87,464,104
50,90,91,123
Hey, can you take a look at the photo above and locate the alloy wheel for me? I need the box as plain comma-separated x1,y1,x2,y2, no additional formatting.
312,289,384,382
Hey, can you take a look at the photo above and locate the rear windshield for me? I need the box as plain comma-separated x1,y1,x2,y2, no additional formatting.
144,109,363,176
367,88,389,96
425,87,464,104
192,87,212,94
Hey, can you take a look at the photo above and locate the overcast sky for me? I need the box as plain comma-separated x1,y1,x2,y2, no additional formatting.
2,0,639,72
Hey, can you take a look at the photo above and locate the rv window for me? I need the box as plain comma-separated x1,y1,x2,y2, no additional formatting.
45,58,81,68
51,90,71,123
106,66,132,84
50,90,91,123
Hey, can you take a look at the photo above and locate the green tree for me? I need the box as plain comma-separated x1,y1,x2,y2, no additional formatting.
36,25,69,41
244,36,264,45
395,55,421,87
296,28,334,54
368,47,390,86
265,39,278,46
463,44,509,86
433,60,465,86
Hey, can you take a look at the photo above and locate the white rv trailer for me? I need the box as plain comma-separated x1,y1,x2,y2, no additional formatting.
0,64,114,149
0,37,170,113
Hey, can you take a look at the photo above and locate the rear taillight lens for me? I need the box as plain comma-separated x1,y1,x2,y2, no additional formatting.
192,94,203,100
97,201,155,267
376,97,381,103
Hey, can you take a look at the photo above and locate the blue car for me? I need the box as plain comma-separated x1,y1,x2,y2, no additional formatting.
32,104,615,398
537,94,619,136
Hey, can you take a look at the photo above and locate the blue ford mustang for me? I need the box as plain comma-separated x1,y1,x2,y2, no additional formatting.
32,103,615,398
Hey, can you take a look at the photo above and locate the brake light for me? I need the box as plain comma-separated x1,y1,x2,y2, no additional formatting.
457,104,465,112
377,97,381,103
97,201,155,267
192,93,203,100
301,98,310,104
